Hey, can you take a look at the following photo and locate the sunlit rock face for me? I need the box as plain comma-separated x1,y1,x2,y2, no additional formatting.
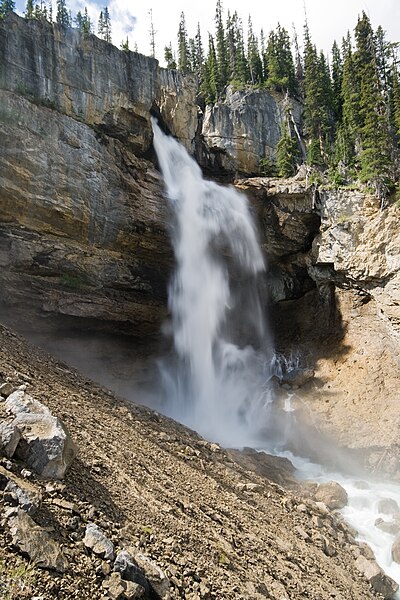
0,13,198,154
0,14,199,334
202,86,302,176
311,190,400,340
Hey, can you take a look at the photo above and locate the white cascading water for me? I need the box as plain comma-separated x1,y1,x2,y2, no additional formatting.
152,119,400,594
152,118,272,445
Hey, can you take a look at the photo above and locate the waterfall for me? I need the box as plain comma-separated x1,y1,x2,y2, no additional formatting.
152,119,272,445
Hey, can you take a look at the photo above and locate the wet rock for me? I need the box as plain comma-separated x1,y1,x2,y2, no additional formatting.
391,535,400,563
5,390,76,479
378,498,399,515
7,508,68,572
0,466,42,515
113,550,149,593
314,481,348,510
375,518,400,536
84,523,115,560
279,367,315,388
355,555,398,598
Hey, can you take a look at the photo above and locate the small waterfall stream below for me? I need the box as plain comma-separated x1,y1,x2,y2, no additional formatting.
153,119,400,595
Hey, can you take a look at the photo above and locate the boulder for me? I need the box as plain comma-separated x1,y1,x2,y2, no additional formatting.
375,518,400,536
0,466,42,515
113,550,150,593
378,498,399,515
103,572,145,600
0,382,14,397
7,509,68,572
355,555,398,598
0,418,21,458
84,523,115,560
314,481,348,510
5,390,76,479
134,552,170,600
392,535,400,563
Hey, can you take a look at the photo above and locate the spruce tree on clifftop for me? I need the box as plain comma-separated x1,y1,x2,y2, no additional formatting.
354,12,391,196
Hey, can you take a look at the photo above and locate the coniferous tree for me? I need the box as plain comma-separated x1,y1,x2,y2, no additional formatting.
164,43,177,69
97,11,104,38
98,7,111,42
76,7,91,33
81,7,91,33
177,12,189,72
225,11,236,80
215,0,228,90
0,0,15,17
340,33,359,158
391,65,400,138
103,7,111,42
303,26,333,165
354,12,391,194
149,8,156,58
277,121,298,177
201,34,219,103
331,41,343,122
75,10,83,29
56,0,70,26
193,23,204,76
25,0,34,19
375,26,390,100
0,0,15,16
233,14,248,83
265,24,296,94
247,16,263,85
121,37,129,52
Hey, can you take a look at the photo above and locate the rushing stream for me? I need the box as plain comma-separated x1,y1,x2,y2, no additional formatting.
282,451,400,597
152,119,400,593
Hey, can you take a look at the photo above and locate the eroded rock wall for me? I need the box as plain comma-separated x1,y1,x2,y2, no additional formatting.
0,13,198,153
202,86,302,176
0,14,199,334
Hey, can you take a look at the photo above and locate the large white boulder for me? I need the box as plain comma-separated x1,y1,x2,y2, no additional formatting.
4,390,76,479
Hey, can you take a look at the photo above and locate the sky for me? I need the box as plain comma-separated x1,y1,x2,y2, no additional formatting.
15,0,400,64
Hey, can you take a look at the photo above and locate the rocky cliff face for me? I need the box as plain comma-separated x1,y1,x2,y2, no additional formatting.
234,176,400,457
202,86,302,176
1,13,398,367
311,190,400,340
0,14,198,153
0,14,200,334
0,14,302,335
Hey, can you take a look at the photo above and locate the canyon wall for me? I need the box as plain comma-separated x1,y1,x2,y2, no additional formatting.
0,14,298,335
0,14,398,361
0,14,199,334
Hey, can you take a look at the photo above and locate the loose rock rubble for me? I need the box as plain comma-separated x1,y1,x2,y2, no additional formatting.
0,323,399,599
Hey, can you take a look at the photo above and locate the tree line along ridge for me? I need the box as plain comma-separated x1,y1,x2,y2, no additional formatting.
1,0,399,198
